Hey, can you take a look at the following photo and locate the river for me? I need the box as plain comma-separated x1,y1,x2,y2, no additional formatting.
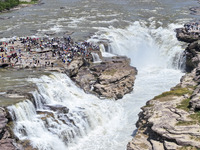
0,0,199,150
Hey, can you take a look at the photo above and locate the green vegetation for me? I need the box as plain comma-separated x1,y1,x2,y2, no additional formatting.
176,120,196,126
0,0,38,12
153,87,192,100
143,103,154,108
189,111,200,124
0,0,20,11
176,99,200,125
176,98,190,112
19,0,38,4
190,136,200,141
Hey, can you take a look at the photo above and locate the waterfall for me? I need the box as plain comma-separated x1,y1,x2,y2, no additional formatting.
99,44,106,53
91,52,102,63
7,73,124,150
84,21,185,149
99,43,116,57
89,22,185,70
7,21,185,150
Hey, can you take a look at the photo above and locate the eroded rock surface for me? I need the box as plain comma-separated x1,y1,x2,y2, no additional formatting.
127,69,200,150
0,107,23,150
176,28,200,43
127,25,200,150
72,56,137,100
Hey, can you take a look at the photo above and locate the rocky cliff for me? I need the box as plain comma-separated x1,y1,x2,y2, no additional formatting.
66,55,137,100
0,107,19,150
127,27,200,150
0,87,37,150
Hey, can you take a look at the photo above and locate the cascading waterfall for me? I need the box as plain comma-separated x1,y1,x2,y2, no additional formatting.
99,43,116,57
89,21,185,70
82,21,185,149
91,52,102,63
7,73,124,150
7,21,185,150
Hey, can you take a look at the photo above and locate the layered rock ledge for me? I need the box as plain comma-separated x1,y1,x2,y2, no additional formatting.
70,56,137,100
127,25,200,150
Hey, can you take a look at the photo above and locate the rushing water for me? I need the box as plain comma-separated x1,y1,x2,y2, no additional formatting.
91,52,102,63
1,0,200,149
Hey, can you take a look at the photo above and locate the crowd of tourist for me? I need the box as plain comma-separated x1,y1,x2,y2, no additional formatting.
184,21,200,33
0,36,100,68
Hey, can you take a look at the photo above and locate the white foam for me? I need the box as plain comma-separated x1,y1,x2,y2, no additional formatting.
8,73,123,150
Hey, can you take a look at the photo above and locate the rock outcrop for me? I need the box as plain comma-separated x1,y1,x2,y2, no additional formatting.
0,88,38,150
176,28,200,43
184,40,200,72
64,57,85,77
70,56,137,100
0,107,23,150
127,26,200,150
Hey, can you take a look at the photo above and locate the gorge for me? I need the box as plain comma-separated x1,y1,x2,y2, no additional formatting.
0,0,200,150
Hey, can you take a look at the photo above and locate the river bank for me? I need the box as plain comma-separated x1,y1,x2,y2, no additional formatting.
0,0,39,13
127,23,200,150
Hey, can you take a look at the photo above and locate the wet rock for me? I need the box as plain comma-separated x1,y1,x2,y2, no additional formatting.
45,32,56,36
37,2,45,6
0,107,23,150
44,104,69,114
30,29,38,34
18,140,37,150
37,110,55,124
64,31,74,35
176,28,200,43
0,16,13,20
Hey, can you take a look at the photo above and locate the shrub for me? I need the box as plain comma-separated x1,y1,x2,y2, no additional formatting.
153,87,192,100
0,0,20,11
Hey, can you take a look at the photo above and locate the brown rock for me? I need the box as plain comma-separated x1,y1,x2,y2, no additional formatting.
127,71,200,150
0,107,23,150
176,28,200,43
73,67,96,92
65,57,85,77
73,56,137,100
44,104,69,114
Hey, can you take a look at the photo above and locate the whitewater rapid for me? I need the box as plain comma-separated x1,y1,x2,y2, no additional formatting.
7,21,184,150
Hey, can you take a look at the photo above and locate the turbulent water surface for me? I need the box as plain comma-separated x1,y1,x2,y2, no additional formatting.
1,0,200,149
